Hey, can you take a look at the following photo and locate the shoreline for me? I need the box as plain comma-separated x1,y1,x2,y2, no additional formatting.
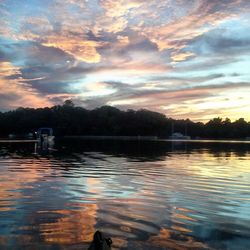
0,137,250,144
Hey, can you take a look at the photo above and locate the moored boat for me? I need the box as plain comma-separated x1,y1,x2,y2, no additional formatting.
37,127,55,143
169,132,191,140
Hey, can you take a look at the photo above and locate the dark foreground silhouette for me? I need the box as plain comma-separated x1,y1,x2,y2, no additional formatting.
88,231,112,250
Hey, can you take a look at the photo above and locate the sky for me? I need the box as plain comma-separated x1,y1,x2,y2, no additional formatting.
0,0,250,121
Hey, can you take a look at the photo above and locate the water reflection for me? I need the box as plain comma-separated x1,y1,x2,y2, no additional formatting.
39,203,97,244
0,139,250,249
147,227,209,250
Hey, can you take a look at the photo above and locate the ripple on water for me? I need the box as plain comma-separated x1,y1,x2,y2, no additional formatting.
0,142,250,249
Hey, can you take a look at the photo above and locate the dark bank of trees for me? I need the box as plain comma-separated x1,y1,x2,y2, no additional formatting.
0,101,250,139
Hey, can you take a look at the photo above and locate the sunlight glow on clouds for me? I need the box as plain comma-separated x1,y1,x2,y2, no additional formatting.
0,61,52,109
0,0,250,121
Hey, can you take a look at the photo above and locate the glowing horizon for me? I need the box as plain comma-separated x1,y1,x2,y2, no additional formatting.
0,0,250,122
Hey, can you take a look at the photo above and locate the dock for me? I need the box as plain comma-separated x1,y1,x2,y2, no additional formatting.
0,140,39,143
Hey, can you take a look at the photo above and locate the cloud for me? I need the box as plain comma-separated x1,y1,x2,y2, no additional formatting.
134,0,250,62
171,52,195,62
0,0,250,120
0,62,52,110
188,25,250,56
72,80,250,122
41,37,103,63
0,40,82,97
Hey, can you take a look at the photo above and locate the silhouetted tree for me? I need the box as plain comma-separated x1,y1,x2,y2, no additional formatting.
0,105,249,139
63,99,75,107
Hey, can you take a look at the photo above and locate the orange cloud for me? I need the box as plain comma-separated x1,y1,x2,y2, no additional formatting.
171,52,195,62
94,0,143,33
100,0,142,18
1,3,102,63
135,2,238,63
0,62,52,109
107,83,250,122
42,36,102,63
141,13,231,52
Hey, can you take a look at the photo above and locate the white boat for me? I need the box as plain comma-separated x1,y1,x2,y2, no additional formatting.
169,132,191,140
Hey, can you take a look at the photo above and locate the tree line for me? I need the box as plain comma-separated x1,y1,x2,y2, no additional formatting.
0,100,249,139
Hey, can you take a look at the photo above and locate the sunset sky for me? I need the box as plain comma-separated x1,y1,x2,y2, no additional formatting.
0,0,250,121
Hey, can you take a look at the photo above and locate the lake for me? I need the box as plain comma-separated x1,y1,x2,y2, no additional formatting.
0,139,250,249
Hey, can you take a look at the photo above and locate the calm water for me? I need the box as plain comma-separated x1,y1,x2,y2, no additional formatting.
0,139,250,250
